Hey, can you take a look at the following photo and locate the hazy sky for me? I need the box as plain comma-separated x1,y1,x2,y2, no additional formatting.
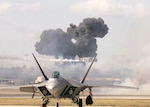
0,0,150,63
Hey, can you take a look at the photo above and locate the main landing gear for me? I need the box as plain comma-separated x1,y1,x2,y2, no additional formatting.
78,99,83,107
86,95,93,105
42,98,49,107
78,95,93,107
86,88,93,105
78,96,93,107
41,98,85,107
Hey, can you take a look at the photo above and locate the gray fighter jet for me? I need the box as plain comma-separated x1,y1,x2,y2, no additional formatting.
20,54,137,107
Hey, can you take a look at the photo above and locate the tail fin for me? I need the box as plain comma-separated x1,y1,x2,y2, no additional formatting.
80,55,97,83
32,54,49,81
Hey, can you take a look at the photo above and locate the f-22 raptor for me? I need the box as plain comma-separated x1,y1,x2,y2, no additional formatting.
20,54,137,107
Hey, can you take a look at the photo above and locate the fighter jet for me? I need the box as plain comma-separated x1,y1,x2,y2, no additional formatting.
20,54,138,107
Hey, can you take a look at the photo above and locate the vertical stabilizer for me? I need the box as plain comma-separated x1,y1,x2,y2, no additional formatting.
32,54,49,81
80,55,97,83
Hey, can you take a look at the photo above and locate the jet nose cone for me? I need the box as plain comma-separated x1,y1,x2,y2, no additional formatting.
47,82,64,98
47,85,64,98
47,83,57,89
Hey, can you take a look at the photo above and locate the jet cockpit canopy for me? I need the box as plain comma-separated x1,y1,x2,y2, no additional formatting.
52,71,60,78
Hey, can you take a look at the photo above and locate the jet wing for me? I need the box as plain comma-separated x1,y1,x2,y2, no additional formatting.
80,84,138,91
0,85,37,93
20,85,37,93
0,84,38,92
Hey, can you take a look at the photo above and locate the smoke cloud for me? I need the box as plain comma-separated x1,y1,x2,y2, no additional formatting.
35,17,108,58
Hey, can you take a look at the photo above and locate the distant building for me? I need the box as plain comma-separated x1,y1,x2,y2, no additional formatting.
0,78,15,85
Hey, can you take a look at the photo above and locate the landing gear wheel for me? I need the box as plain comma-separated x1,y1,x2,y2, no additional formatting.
78,99,82,107
86,95,93,105
56,102,59,107
42,104,47,107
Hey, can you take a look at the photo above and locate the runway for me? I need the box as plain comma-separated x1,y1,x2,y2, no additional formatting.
0,106,117,107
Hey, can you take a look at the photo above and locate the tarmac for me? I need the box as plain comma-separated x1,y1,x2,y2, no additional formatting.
0,106,117,107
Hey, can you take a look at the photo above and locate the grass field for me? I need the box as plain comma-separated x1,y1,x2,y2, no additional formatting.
0,98,150,106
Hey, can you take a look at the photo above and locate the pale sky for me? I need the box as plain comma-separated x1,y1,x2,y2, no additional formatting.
0,0,150,66
0,0,150,93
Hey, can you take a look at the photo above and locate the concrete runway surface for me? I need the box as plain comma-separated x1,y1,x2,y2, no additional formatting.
0,105,119,107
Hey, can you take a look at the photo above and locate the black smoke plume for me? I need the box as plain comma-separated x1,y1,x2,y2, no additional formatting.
35,18,108,58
